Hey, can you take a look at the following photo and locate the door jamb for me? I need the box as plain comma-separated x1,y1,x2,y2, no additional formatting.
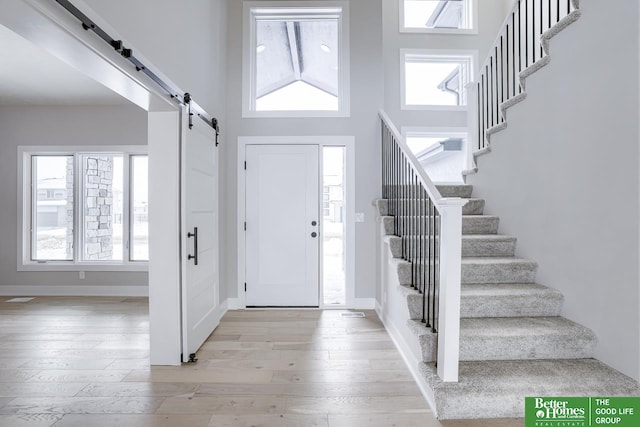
237,136,355,309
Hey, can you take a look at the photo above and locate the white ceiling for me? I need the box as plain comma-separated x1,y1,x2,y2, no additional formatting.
0,24,129,106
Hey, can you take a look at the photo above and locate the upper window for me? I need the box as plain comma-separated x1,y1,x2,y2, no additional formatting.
400,0,476,33
401,50,475,110
19,147,148,271
243,2,350,117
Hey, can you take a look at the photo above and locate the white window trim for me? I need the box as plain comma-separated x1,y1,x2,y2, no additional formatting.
242,1,351,118
399,0,478,34
17,145,148,272
400,48,477,111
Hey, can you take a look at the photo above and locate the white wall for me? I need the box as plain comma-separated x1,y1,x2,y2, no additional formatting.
466,0,640,380
383,0,512,131
223,0,383,302
0,105,149,293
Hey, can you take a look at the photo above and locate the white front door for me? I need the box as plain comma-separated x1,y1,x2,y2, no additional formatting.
181,111,219,362
245,144,319,307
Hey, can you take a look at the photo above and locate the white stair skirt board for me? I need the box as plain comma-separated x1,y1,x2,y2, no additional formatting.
0,285,148,297
375,184,640,419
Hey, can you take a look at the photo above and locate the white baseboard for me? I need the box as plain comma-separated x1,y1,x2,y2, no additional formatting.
226,298,241,310
375,301,438,418
212,299,229,326
354,298,376,309
225,297,375,310
0,285,148,297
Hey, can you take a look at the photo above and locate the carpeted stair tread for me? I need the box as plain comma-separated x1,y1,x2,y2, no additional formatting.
420,359,640,419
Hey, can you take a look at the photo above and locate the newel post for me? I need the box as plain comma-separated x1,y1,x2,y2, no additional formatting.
465,82,479,173
436,198,466,382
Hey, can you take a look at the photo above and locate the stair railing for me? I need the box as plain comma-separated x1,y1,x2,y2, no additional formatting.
380,110,466,382
467,0,580,167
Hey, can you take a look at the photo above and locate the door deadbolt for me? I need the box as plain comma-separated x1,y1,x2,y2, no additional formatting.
311,232,318,238
311,221,317,226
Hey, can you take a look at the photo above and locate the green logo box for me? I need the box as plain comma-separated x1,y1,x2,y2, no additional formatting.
525,397,640,427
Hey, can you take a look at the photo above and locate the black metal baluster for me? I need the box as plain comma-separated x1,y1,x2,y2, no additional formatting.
489,58,494,127
513,11,517,96
410,172,415,288
500,36,504,108
400,155,404,257
525,0,529,67
506,25,510,100
477,82,482,150
540,0,544,58
494,46,499,126
532,0,536,63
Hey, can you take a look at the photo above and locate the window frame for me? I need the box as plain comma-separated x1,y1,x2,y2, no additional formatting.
17,146,148,272
400,49,476,111
399,0,478,34
242,1,351,118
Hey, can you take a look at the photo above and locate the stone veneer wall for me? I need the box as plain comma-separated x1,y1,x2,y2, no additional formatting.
84,156,114,260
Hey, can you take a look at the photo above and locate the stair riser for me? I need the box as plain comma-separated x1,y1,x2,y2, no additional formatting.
404,289,562,321
382,216,499,236
462,262,537,284
382,199,484,216
461,294,563,318
459,335,596,361
388,235,515,258
385,185,474,199
436,185,473,198
462,238,516,257
463,217,499,234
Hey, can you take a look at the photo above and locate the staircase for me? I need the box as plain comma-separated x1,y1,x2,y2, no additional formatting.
376,184,640,419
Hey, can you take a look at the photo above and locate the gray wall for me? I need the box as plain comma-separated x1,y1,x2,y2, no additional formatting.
223,0,384,301
0,105,149,291
82,0,228,119
80,0,229,300
466,0,640,380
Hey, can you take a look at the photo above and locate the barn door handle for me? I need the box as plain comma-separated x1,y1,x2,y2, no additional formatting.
187,227,198,265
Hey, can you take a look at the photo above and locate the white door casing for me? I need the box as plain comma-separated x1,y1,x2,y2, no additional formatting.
181,111,220,361
245,144,320,307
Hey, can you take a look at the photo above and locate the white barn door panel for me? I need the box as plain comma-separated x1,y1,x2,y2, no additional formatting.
180,111,219,362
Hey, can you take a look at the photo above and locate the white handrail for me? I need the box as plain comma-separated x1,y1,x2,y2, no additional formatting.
379,110,465,382
379,110,444,205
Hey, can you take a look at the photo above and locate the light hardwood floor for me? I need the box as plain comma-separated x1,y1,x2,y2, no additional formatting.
0,297,523,426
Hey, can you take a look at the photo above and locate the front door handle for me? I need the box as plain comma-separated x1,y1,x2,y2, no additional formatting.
187,227,198,265
311,232,318,238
